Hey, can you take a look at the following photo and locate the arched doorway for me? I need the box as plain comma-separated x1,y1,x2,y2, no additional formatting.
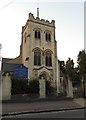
39,71,49,80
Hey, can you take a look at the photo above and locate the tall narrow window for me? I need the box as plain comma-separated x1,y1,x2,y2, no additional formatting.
35,31,37,38
49,33,51,41
45,51,52,66
45,33,51,41
35,30,41,39
46,33,48,41
34,50,41,66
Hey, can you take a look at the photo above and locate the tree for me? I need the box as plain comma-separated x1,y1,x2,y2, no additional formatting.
77,50,86,79
59,60,66,74
77,50,86,97
73,67,80,82
59,59,80,82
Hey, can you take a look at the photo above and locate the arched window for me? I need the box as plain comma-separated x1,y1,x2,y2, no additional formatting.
35,30,41,39
34,49,41,66
45,51,52,66
45,33,51,41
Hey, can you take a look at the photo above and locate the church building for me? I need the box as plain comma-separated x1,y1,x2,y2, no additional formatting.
1,9,74,100
2,11,60,91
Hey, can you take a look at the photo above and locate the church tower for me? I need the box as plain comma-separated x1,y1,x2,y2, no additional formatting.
20,12,59,88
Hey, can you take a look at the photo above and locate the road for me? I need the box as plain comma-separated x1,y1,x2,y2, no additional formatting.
2,108,86,119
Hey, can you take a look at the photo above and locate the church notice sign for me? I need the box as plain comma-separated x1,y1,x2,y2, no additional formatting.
13,65,28,79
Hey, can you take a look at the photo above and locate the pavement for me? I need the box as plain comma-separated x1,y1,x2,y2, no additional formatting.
1,97,86,116
74,98,86,107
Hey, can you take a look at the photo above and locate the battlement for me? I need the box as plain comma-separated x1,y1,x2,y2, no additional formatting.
28,13,55,27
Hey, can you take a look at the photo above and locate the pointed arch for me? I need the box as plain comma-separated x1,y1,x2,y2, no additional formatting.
33,47,42,66
39,71,49,80
44,49,53,54
32,47,42,52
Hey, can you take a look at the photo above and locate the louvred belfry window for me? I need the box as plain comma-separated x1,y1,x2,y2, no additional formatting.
45,33,51,41
35,30,41,39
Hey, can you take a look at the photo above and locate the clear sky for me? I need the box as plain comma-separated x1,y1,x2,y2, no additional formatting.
0,0,84,66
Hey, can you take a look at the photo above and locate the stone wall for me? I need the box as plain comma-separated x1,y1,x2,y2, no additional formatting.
2,74,11,100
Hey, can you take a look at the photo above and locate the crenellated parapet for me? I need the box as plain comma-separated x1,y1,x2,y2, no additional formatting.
22,12,55,32
29,13,55,27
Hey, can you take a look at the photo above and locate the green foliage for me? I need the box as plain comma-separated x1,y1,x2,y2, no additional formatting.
66,58,74,79
59,60,66,74
72,67,80,82
28,78,54,95
59,58,80,82
77,50,86,75
59,58,75,81
77,50,86,97
46,80,54,95
65,58,81,82
77,50,86,83
11,78,29,95
28,78,39,94
11,77,54,95
59,50,86,82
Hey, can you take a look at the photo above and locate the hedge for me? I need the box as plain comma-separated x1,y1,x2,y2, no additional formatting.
11,77,54,95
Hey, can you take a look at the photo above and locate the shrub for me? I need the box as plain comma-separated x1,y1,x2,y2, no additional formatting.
11,77,54,95
46,80,54,95
28,79,54,95
11,78,29,95
28,79,39,94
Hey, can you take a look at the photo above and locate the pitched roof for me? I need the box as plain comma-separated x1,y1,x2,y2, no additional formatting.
2,58,22,73
2,58,13,63
6,55,22,64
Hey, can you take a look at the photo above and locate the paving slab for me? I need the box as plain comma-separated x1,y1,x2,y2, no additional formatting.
2,99,83,116
74,98,86,107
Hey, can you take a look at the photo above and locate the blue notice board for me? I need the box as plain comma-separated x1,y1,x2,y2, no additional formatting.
13,65,28,79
